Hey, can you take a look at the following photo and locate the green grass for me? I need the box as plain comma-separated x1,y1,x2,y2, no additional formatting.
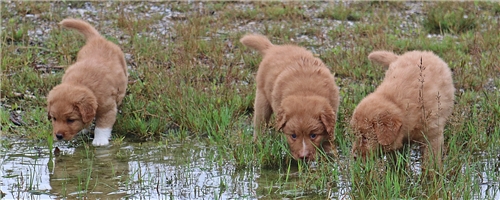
1,1,499,199
317,2,364,21
423,2,478,34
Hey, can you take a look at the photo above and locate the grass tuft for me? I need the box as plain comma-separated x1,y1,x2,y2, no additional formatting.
423,2,477,34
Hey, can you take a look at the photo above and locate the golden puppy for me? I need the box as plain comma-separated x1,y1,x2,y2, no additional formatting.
240,34,340,161
350,50,455,168
47,18,128,146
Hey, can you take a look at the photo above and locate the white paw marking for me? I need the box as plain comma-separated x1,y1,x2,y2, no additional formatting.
92,127,112,146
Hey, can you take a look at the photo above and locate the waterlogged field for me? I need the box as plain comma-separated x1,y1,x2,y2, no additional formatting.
1,1,500,199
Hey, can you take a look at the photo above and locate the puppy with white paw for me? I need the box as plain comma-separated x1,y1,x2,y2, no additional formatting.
47,18,128,146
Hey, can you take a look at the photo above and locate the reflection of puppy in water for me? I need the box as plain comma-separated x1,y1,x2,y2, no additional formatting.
47,18,128,146
350,50,455,169
240,34,340,161
49,146,129,198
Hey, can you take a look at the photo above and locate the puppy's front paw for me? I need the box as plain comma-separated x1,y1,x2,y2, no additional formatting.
93,127,112,146
92,138,109,146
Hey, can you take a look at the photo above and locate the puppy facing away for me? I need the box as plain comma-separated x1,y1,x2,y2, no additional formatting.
47,18,128,146
350,50,455,169
240,34,340,161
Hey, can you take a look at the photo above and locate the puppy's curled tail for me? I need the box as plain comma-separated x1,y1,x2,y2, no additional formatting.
368,51,399,67
59,18,101,40
240,34,273,54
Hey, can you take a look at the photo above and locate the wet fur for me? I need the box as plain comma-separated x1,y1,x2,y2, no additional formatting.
240,34,340,161
350,50,455,169
47,18,128,146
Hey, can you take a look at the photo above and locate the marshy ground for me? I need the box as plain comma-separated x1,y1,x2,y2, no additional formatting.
1,1,499,199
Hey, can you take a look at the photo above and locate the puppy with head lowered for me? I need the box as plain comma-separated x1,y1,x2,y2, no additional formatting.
240,34,340,161
47,18,128,146
350,50,455,169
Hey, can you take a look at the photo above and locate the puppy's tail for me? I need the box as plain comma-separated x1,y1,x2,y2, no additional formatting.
240,34,273,54
368,51,399,67
59,18,101,40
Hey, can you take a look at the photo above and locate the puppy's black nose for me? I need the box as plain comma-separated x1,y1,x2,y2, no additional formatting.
56,133,63,140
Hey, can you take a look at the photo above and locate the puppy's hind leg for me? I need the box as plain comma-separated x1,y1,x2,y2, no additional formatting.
253,91,272,141
421,129,444,177
93,107,118,146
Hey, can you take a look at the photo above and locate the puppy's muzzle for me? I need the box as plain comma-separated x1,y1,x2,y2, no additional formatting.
55,133,64,140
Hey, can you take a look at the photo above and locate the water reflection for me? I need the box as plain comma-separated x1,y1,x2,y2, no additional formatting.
1,141,54,199
49,145,129,199
1,138,499,199
1,140,260,199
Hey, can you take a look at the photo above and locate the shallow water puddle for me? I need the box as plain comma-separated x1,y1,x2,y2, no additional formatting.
1,138,499,199
0,138,325,199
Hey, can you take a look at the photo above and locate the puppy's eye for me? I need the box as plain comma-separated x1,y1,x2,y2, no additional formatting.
52,117,57,121
310,134,317,139
291,134,297,139
67,119,75,124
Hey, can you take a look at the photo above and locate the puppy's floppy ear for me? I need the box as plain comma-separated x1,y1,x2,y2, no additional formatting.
374,113,401,146
275,108,287,131
74,95,97,124
320,106,336,139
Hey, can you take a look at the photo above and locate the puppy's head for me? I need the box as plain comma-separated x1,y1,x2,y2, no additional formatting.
350,108,402,160
47,84,97,141
276,96,336,161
